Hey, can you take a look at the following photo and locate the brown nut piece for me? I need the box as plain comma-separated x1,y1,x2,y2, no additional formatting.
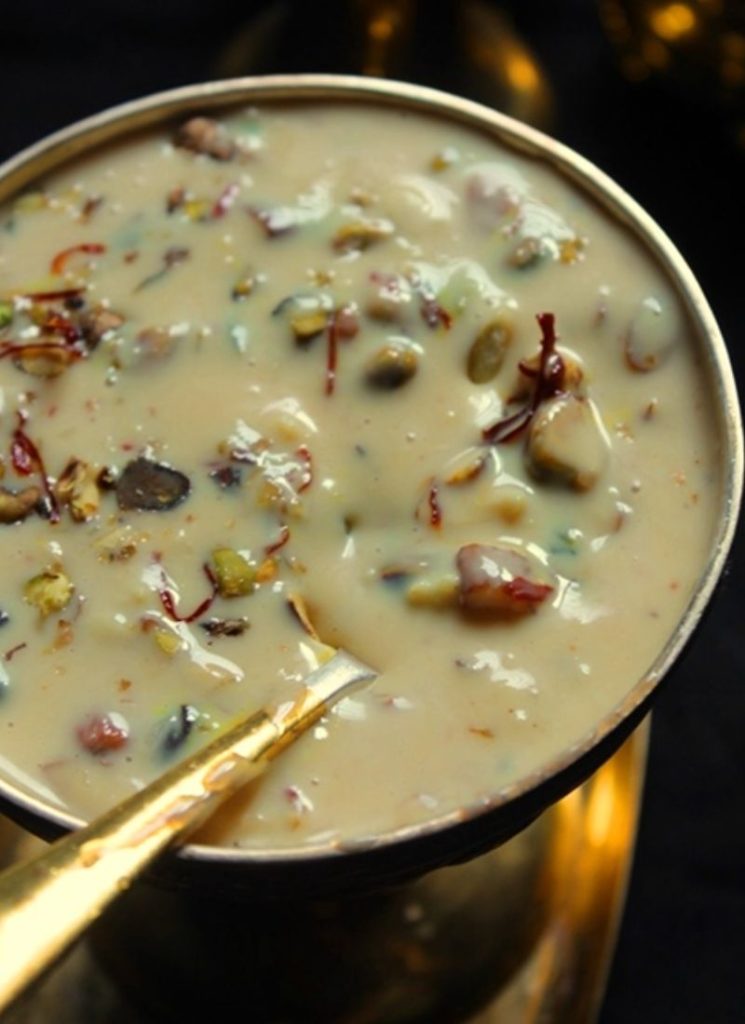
80,307,125,348
0,485,42,524
456,544,552,616
12,344,80,378
175,117,236,161
116,458,191,512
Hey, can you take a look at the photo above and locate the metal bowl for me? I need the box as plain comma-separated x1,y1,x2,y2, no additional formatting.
0,75,741,898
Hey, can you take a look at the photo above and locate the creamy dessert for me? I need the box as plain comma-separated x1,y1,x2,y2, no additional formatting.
0,102,721,849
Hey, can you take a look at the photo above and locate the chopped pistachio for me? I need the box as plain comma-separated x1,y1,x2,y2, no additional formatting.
365,342,418,390
290,308,328,343
332,218,394,252
94,525,142,562
211,548,256,597
0,301,13,328
466,318,512,383
56,458,101,522
24,569,74,618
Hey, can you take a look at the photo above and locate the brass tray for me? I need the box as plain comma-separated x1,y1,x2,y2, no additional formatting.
0,720,649,1024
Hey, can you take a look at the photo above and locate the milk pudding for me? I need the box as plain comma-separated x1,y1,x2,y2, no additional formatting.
0,101,722,849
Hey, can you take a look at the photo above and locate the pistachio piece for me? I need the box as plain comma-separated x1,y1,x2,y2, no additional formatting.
175,117,236,161
290,308,328,343
466,318,512,383
211,548,256,598
456,544,552,616
0,300,13,328
527,393,609,491
116,458,191,512
94,524,141,562
332,218,394,252
365,342,418,390
56,458,101,522
0,485,41,524
24,569,74,618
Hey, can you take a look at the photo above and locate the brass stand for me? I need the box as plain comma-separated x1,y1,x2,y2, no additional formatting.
0,720,648,1024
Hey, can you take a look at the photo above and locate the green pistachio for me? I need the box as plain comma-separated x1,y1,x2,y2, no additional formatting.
211,548,256,598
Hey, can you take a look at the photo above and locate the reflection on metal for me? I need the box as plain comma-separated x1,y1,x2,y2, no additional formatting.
0,722,649,1023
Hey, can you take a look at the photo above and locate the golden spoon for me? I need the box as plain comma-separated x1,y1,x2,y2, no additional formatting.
0,649,376,1014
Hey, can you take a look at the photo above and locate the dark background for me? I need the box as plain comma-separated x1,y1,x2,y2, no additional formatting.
1,2,743,1021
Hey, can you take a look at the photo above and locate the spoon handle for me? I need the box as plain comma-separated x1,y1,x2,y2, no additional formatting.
0,650,375,1014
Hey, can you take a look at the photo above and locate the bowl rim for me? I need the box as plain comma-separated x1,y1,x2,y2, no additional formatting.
0,73,741,871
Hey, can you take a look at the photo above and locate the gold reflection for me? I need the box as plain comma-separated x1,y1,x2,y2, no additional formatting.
648,2,698,41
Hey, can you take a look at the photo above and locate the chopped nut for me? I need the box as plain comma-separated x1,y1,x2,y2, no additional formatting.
365,342,418,390
332,218,394,252
406,573,459,608
508,236,543,269
443,448,486,486
211,548,256,598
77,712,129,754
175,117,236,161
456,544,552,616
231,272,256,301
466,318,512,383
0,300,13,328
94,524,141,562
0,485,41,524
199,617,250,638
12,344,80,378
490,486,528,524
135,327,177,360
56,458,101,522
290,308,328,343
79,307,125,348
24,569,74,618
116,458,191,512
527,394,609,491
